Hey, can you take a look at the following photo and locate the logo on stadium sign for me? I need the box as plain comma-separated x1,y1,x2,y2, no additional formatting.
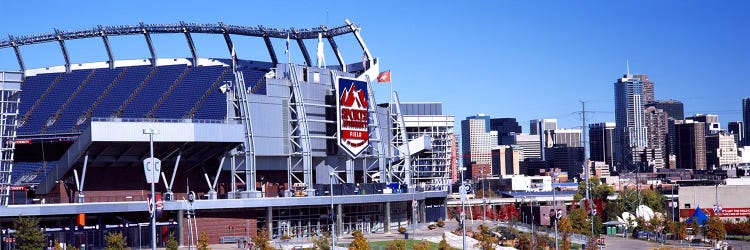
337,77,370,158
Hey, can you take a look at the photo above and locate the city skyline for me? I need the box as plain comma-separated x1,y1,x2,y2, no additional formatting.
0,1,748,130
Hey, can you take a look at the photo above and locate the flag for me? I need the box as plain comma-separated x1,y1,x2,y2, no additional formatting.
285,34,290,54
377,70,391,83
230,44,237,69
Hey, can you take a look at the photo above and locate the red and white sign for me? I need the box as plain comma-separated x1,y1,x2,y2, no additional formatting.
336,77,370,158
681,207,750,217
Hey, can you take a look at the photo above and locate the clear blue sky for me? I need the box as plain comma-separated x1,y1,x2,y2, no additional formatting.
0,1,748,131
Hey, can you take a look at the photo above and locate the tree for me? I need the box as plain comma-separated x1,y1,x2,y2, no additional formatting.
690,220,700,236
667,221,687,241
473,223,499,250
413,240,430,250
558,217,573,250
574,177,613,201
569,207,589,235
348,230,370,250
198,232,211,250
104,231,127,250
312,233,332,250
516,233,532,250
438,234,451,250
252,227,273,250
387,239,406,250
54,239,62,250
166,232,179,250
705,217,726,241
14,217,45,250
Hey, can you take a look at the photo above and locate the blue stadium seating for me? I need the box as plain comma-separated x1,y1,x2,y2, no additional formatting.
12,161,56,184
122,64,187,118
17,63,269,135
20,70,93,134
153,65,226,119
91,65,153,119
47,68,124,132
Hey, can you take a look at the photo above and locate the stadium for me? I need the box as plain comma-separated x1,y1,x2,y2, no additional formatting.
0,20,455,248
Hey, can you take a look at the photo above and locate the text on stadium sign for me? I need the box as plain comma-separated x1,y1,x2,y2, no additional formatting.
336,77,370,158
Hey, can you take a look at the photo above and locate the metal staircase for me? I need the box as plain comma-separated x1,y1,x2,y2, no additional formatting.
364,75,387,183
389,92,412,189
232,68,258,197
0,72,22,206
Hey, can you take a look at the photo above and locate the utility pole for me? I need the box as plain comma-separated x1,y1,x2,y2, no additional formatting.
581,101,595,238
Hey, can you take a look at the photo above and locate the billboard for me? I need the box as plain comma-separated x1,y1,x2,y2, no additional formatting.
336,77,370,158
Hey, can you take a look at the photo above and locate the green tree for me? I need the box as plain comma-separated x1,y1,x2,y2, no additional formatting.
348,230,370,250
438,234,451,250
198,232,211,250
574,177,613,201
312,232,332,250
569,207,589,235
165,232,179,250
667,221,687,241
473,223,499,250
104,231,127,250
252,227,273,250
705,217,726,241
558,217,573,250
387,239,406,250
14,217,45,250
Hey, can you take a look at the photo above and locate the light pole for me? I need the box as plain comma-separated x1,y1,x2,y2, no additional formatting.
143,128,159,250
553,182,558,250
481,167,486,222
460,166,467,250
330,172,335,249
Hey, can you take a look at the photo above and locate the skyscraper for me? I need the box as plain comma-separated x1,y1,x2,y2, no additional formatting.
706,131,740,169
614,74,649,171
589,122,616,171
547,129,583,147
644,106,668,169
649,99,684,120
675,120,706,170
490,118,522,144
728,121,744,148
686,114,720,135
461,114,492,178
648,99,685,168
744,98,750,146
530,118,557,160
506,133,542,160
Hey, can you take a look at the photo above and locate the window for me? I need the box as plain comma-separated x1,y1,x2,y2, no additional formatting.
684,203,690,208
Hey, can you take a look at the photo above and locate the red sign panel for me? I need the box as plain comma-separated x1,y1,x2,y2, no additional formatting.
336,77,370,158
681,207,750,217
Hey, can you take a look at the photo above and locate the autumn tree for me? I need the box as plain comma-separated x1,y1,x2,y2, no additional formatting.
516,233,532,250
198,232,211,250
438,234,451,250
705,217,726,241
348,230,370,250
558,217,573,250
312,232,332,250
473,223,499,250
252,227,273,250
690,220,701,236
387,239,406,250
413,240,430,250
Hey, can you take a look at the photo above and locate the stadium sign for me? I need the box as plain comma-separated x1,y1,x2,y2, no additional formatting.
336,77,370,158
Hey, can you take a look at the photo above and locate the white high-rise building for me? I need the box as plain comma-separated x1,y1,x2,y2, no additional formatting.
462,114,493,176
530,118,557,160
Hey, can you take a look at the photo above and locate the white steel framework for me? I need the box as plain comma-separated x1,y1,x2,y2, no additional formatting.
0,72,21,206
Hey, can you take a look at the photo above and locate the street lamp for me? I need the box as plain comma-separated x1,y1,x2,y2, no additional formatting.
481,167,486,222
553,179,559,250
143,128,159,250
459,166,467,250
329,172,336,249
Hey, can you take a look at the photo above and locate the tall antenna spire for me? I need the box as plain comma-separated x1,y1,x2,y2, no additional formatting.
626,59,630,76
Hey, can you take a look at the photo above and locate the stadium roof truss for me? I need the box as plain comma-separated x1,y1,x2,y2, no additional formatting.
1,20,372,72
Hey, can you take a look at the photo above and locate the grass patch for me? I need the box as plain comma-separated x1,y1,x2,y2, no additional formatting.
366,239,456,250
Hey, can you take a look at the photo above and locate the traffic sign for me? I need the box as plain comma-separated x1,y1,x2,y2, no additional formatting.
143,157,162,184
556,209,563,220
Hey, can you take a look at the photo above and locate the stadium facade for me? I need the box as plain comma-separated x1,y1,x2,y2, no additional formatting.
0,21,452,248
